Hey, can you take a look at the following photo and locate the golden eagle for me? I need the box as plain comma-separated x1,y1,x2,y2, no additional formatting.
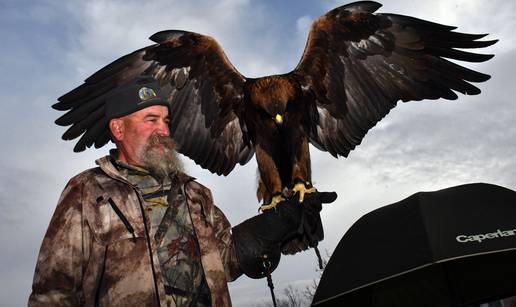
54,1,496,208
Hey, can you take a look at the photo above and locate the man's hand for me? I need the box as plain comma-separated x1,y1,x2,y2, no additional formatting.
280,191,337,256
232,190,337,279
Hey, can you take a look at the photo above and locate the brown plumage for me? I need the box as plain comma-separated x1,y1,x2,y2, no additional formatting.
54,1,497,206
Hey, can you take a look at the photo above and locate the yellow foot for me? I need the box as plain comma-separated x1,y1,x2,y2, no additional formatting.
292,182,317,203
260,194,285,211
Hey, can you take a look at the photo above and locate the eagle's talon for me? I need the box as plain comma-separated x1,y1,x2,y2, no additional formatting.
292,182,317,203
260,194,285,211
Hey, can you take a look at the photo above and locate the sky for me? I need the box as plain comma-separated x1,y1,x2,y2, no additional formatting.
1,0,515,306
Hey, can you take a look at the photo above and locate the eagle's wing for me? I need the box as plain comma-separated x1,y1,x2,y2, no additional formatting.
291,1,497,157
54,30,254,175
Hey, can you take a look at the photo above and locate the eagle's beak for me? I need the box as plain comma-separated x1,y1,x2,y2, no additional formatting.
274,114,283,125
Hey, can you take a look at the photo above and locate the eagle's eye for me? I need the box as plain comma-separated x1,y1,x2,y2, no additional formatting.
274,114,283,124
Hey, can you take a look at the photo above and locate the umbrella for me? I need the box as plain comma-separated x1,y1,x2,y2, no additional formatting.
312,183,516,307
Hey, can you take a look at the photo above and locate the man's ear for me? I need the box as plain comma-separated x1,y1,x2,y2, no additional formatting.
109,119,124,141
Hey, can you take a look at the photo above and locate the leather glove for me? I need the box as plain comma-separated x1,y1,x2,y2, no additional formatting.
232,191,337,279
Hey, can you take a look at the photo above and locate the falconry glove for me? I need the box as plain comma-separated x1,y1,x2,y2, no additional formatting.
232,190,337,279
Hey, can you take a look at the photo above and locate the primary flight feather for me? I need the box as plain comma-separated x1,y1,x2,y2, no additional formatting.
54,1,497,209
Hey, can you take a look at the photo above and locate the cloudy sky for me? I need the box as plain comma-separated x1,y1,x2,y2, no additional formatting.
1,0,515,306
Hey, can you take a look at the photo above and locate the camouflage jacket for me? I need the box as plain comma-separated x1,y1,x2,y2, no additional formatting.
29,156,242,307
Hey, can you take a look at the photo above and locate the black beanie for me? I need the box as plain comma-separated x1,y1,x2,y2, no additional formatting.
105,76,169,120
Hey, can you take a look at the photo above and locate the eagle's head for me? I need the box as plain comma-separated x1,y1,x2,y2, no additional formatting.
250,76,298,125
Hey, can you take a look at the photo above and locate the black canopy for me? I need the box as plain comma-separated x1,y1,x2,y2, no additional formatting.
313,183,516,307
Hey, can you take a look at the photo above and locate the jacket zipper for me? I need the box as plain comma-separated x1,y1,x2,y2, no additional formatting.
133,188,162,307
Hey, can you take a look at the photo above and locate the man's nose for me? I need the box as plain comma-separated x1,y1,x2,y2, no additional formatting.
157,120,170,137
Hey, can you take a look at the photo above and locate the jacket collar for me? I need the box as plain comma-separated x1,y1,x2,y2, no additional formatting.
96,155,129,183
95,153,196,186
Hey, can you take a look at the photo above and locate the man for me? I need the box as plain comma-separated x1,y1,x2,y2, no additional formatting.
29,76,335,307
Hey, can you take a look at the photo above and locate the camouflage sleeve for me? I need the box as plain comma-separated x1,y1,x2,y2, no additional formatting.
28,177,88,306
211,204,243,282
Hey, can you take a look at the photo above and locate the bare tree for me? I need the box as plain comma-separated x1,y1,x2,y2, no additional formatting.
303,251,329,303
261,285,309,307
260,251,330,307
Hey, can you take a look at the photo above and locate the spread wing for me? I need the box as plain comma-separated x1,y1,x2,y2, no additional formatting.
54,30,254,175
291,1,497,157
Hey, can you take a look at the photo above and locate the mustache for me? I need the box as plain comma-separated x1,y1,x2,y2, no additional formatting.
146,134,176,150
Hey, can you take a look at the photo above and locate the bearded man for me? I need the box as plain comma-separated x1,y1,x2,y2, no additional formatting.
28,76,336,307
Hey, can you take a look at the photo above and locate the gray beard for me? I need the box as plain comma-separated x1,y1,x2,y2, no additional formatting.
138,134,184,182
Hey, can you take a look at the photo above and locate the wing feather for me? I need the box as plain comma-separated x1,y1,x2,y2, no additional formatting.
292,1,496,157
94,130,111,149
61,105,105,140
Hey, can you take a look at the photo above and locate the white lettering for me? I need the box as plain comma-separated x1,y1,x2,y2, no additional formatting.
456,235,468,242
456,228,516,243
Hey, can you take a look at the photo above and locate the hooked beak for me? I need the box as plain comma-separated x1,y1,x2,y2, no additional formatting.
274,114,283,125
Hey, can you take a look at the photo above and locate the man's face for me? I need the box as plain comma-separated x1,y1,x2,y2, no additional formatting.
111,105,171,166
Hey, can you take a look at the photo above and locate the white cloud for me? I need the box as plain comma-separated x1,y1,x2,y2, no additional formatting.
296,15,312,35
64,0,288,79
